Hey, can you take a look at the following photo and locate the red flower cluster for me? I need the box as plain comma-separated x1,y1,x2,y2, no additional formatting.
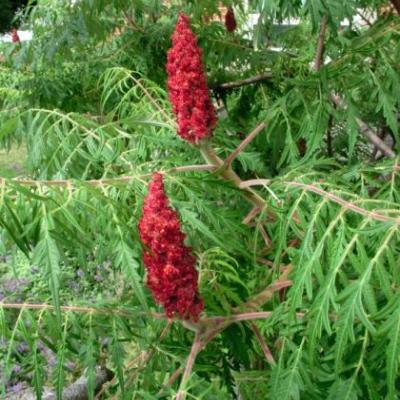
225,7,237,33
11,29,20,43
166,13,217,144
138,173,204,320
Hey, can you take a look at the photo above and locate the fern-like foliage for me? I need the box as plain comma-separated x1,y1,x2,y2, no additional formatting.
0,0,399,399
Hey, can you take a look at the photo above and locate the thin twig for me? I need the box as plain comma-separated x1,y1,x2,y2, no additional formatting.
390,0,400,15
250,322,276,366
131,76,176,126
199,142,268,210
235,266,293,312
326,114,334,157
314,15,328,71
242,206,262,225
239,179,400,225
356,10,373,27
5,164,216,187
313,17,396,160
123,10,145,32
157,367,184,396
314,15,336,158
224,122,267,167
211,72,273,90
287,181,400,224
330,94,396,158
176,331,203,400
258,224,272,248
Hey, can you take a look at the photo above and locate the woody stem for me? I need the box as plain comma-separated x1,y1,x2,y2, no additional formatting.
176,331,203,400
198,142,266,210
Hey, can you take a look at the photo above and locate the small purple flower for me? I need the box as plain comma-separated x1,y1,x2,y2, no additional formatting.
17,342,29,354
12,365,22,375
94,274,103,282
4,278,29,293
76,269,85,278
47,354,57,367
37,341,45,352
9,382,25,393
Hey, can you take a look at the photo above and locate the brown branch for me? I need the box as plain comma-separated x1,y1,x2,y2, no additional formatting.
123,10,145,32
250,322,276,366
356,10,373,27
258,224,272,248
330,94,396,158
314,16,337,159
204,311,273,326
224,122,267,167
211,72,273,90
176,331,203,400
390,0,400,15
199,142,267,210
242,206,262,225
239,179,400,225
5,164,216,187
210,53,394,160
235,265,293,312
157,367,184,396
314,15,328,72
131,76,176,126
326,114,334,157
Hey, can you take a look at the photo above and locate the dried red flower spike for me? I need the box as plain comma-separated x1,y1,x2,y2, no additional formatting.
138,173,204,320
225,7,237,33
11,29,20,44
166,13,217,144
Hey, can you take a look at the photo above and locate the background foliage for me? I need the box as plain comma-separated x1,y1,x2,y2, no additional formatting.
0,0,399,399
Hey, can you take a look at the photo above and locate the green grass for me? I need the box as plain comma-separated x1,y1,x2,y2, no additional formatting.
0,145,27,178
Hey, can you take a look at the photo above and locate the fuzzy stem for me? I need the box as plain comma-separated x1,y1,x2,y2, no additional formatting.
211,72,273,90
158,367,184,396
8,164,217,187
330,94,395,158
199,141,266,209
236,280,293,312
224,122,266,166
176,332,203,400
250,322,276,366
239,179,400,225
314,15,328,71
